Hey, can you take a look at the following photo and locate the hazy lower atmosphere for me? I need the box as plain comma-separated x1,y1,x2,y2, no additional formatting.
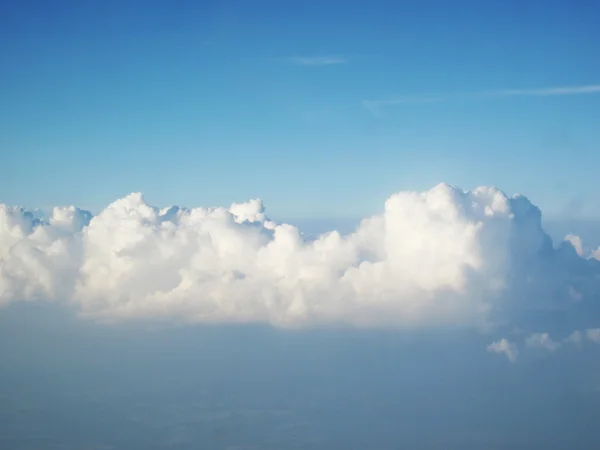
2,298,600,450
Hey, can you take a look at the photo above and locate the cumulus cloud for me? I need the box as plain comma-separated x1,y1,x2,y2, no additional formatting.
1,183,600,329
525,333,561,352
488,339,519,362
0,204,90,304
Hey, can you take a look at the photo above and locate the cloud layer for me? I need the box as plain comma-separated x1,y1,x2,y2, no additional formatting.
2,184,600,329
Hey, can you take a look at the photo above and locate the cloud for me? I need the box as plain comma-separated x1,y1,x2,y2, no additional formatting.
558,328,600,346
564,234,584,257
514,328,600,353
0,204,90,304
525,333,561,352
586,328,600,343
486,328,600,362
488,339,518,362
285,56,347,66
364,84,600,116
2,183,600,329
565,330,583,346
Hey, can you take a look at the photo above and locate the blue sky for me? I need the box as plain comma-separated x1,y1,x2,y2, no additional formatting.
1,0,599,219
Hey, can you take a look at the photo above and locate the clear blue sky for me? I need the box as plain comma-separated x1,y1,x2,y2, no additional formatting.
1,0,599,219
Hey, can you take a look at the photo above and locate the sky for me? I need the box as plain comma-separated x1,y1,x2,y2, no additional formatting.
1,0,600,218
3,2,600,449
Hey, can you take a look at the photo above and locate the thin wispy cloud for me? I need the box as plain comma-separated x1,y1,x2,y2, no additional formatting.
364,84,600,116
285,55,347,66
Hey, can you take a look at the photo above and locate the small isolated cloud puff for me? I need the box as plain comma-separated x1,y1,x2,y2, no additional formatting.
488,339,519,362
525,333,561,352
565,330,583,346
527,329,600,351
586,328,600,343
486,329,600,362
560,329,600,346
1,183,600,329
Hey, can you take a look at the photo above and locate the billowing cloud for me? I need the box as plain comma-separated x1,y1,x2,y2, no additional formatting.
487,338,519,362
0,204,90,304
1,183,600,329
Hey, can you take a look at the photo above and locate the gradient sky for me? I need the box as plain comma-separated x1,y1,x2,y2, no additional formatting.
1,0,599,219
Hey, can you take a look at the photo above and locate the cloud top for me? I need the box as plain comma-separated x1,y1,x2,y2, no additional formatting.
2,184,600,329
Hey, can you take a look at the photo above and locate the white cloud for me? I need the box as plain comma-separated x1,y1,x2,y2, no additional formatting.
488,339,519,362
564,234,584,257
364,83,600,115
285,56,347,66
1,183,600,329
0,204,90,305
558,329,600,346
488,328,600,362
586,328,600,344
565,330,583,346
525,333,561,352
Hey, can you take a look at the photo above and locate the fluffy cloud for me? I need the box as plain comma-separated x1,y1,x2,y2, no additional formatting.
0,205,90,304
1,183,600,328
487,338,519,362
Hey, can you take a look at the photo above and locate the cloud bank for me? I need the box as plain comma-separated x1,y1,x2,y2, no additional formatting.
2,184,600,329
